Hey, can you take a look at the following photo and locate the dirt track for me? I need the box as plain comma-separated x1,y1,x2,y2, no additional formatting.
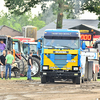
0,80,100,100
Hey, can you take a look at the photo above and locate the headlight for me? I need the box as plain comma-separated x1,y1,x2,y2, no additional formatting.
73,67,78,71
43,66,48,70
43,73,47,75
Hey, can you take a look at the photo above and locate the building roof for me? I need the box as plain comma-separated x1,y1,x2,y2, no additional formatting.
70,24,100,35
0,25,22,34
0,25,4,30
37,19,100,39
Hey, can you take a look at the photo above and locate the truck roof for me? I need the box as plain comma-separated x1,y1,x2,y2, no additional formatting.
13,39,19,41
24,42,37,44
44,29,80,37
0,35,11,39
13,37,35,42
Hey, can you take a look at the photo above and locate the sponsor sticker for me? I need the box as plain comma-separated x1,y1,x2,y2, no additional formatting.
50,67,57,69
66,60,76,62
53,51,69,53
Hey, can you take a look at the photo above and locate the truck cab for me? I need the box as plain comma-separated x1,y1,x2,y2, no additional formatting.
0,36,20,77
0,36,13,54
40,29,81,84
23,42,38,57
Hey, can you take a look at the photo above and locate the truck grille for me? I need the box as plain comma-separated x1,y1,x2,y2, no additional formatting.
54,54,76,68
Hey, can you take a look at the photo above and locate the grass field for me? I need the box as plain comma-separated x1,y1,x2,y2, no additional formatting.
1,77,100,81
11,77,41,80
0,77,40,80
97,79,100,81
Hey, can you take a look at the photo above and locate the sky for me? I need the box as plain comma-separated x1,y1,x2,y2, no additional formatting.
0,0,98,20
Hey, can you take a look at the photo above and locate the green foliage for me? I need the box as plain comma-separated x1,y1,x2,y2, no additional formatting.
82,0,100,28
0,11,46,32
4,0,41,15
4,0,86,29
5,0,100,28
82,0,100,15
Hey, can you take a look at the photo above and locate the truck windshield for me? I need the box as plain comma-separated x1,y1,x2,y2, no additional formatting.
23,44,37,54
14,42,19,52
44,37,79,49
23,44,29,54
30,44,37,54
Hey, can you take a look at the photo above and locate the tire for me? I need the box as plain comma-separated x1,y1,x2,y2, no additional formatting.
19,60,24,75
76,77,81,84
21,57,28,76
41,75,46,83
15,57,24,76
72,78,76,84
14,71,20,78
15,56,27,76
31,57,40,77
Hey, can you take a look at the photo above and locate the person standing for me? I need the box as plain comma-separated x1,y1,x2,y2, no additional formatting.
0,50,6,79
27,51,33,80
0,40,6,51
0,40,6,55
5,51,14,79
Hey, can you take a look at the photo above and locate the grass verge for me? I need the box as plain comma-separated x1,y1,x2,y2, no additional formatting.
0,77,40,80
97,79,100,81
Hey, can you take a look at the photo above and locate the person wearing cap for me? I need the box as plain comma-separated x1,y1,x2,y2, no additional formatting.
27,51,33,81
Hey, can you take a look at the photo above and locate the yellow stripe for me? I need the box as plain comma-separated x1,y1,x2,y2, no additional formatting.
44,54,59,70
62,55,78,70
44,49,78,54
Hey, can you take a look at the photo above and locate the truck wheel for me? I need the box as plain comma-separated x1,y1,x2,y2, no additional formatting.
41,76,46,83
31,58,40,77
15,57,24,76
21,57,28,76
72,78,76,84
76,77,81,84
19,60,24,75
14,71,20,78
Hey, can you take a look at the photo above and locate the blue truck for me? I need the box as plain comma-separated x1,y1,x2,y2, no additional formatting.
37,29,84,84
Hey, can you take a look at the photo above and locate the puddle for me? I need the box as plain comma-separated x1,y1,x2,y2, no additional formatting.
4,95,19,100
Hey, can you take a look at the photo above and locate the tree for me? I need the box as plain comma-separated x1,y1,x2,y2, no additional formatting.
4,0,41,15
82,0,100,28
56,0,64,28
4,0,85,28
0,11,45,32
82,0,100,15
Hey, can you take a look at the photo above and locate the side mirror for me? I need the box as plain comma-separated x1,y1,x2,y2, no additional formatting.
37,42,41,49
82,42,86,50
